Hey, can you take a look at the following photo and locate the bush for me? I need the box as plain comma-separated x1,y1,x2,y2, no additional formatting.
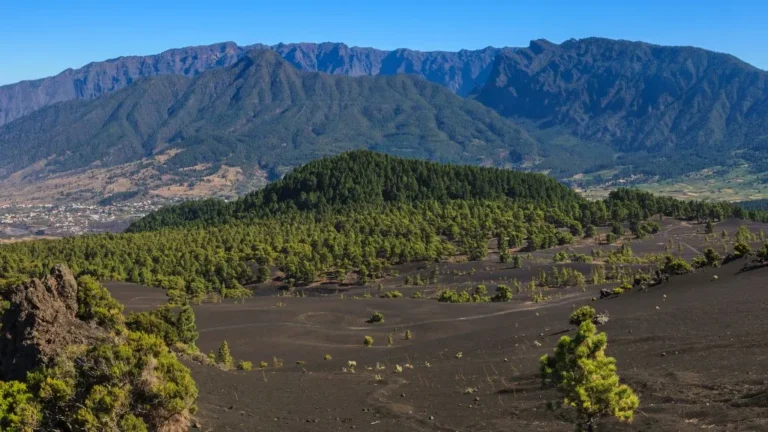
324,354,332,360
28,331,197,431
237,360,253,371
405,330,413,340
437,288,469,303
380,290,403,299
412,291,423,299
612,287,624,295
126,304,199,347
734,242,752,258
540,321,639,431
585,225,597,238
661,255,692,276
492,284,512,302
216,341,234,369
704,248,722,266
363,336,374,347
76,276,124,330
368,312,385,323
569,306,596,326
0,380,40,431
259,361,269,369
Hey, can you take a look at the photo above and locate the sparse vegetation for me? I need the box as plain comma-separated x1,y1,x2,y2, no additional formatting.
364,336,374,347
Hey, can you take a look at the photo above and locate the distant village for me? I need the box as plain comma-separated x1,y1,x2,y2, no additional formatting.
0,198,184,239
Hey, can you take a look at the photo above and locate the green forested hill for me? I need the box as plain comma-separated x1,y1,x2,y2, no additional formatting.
126,151,585,230
0,50,543,180
2,152,766,296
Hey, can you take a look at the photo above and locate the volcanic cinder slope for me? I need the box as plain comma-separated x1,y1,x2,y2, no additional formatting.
109,218,768,431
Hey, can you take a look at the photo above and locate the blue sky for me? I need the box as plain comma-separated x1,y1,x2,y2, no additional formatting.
2,0,767,86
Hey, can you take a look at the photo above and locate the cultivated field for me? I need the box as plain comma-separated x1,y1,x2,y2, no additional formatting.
108,219,768,431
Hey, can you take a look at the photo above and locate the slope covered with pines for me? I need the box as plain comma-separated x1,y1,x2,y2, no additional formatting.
127,150,584,231
0,50,540,181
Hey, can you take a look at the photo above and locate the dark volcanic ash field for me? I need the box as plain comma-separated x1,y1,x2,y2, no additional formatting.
108,219,768,431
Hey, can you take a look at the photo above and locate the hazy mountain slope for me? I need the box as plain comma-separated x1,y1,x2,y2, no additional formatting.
0,50,540,181
474,38,768,177
0,42,257,127
0,42,505,126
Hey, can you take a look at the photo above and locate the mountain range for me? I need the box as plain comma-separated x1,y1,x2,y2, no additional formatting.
2,37,768,204
0,42,506,127
0,50,545,192
474,38,768,178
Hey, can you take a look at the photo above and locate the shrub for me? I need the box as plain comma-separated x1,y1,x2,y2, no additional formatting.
553,251,569,263
661,255,692,276
734,242,752,258
368,312,385,323
500,250,511,263
472,285,491,302
492,284,512,302
704,248,722,266
585,225,597,238
126,304,198,347
412,291,423,299
691,256,708,269
569,306,596,326
238,361,253,371
0,380,40,431
380,290,403,299
76,276,124,330
364,336,374,347
324,354,332,360
259,361,269,369
705,220,714,234
612,287,624,295
405,330,413,340
437,288,471,303
28,332,197,431
216,341,234,369
540,321,639,431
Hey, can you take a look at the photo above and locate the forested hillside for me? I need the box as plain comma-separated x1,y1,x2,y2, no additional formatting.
127,151,584,230
475,38,768,178
1,152,763,300
0,41,505,127
0,50,541,181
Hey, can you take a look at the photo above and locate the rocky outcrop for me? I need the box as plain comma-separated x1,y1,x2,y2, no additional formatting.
0,265,106,380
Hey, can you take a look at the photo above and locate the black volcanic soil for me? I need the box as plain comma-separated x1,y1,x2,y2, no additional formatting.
107,219,768,431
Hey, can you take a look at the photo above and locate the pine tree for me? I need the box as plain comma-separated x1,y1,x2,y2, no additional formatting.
540,321,639,432
217,340,234,369
257,265,271,283
176,306,198,345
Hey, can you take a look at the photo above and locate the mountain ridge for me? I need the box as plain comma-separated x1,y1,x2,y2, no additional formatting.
0,49,542,192
0,41,508,126
474,37,768,177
